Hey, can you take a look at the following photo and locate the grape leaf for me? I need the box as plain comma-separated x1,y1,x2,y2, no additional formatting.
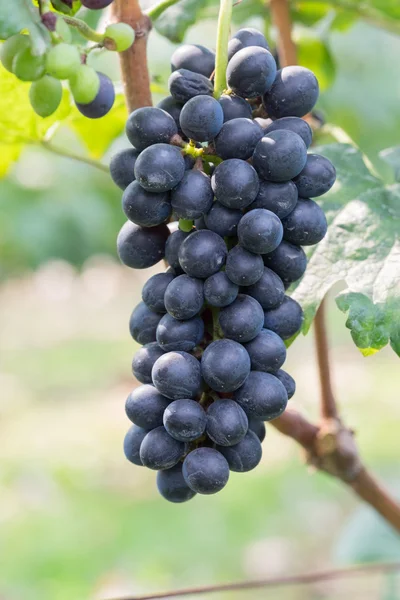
380,146,400,182
291,143,400,357
0,64,71,174
0,0,49,55
154,0,215,44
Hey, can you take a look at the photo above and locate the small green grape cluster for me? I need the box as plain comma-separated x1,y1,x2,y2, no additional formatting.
0,13,134,119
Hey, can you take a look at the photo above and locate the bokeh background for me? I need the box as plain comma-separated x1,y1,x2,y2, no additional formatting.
1,3,400,599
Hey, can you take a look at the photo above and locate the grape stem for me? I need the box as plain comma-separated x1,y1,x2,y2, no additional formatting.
62,16,105,44
145,0,183,21
110,0,153,113
268,0,400,534
213,0,233,98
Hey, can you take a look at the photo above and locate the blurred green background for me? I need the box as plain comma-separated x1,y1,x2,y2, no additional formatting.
1,3,400,600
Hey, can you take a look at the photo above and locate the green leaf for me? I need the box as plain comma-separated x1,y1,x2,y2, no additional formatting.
291,143,400,357
0,64,71,175
297,35,336,91
380,146,400,182
68,94,127,158
0,0,50,55
154,0,215,44
291,2,331,26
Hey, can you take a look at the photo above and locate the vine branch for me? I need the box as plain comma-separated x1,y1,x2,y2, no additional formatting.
268,0,400,534
110,562,400,600
39,140,109,172
111,0,153,113
213,0,233,98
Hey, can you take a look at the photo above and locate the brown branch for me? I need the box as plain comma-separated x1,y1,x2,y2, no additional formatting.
314,300,338,419
269,0,297,66
110,0,153,113
109,562,400,600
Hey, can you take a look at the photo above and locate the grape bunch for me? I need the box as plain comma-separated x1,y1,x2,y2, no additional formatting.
111,28,336,503
0,1,134,119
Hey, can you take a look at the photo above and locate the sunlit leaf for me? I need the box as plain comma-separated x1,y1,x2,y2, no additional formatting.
297,35,336,90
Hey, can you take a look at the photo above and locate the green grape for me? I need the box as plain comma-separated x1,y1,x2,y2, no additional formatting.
69,64,100,104
29,75,63,118
1,34,30,73
46,43,81,79
55,18,72,44
104,23,135,52
12,46,46,81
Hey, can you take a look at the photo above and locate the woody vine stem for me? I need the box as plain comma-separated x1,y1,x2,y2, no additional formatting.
110,0,400,591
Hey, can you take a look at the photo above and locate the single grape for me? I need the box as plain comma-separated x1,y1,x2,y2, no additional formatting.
253,130,307,182
12,45,46,81
46,43,81,79
140,426,186,470
110,148,140,190
125,384,171,429
246,267,285,310
263,296,304,339
0,34,30,73
206,399,248,446
263,66,319,118
215,118,263,160
117,221,169,269
227,46,276,98
163,399,207,442
238,209,283,255
204,202,242,238
165,228,191,271
156,313,204,352
105,23,135,52
29,75,62,118
248,417,266,442
126,107,178,151
76,72,115,119
204,272,239,307
218,430,262,472
169,69,213,104
164,274,204,320
275,369,296,399
264,116,313,148
249,180,298,219
69,64,100,104
81,0,114,8
171,170,213,219
179,95,224,142
157,96,184,135
134,144,185,192
211,159,259,209
122,181,172,228
129,301,162,344
228,28,269,60
263,240,307,284
171,44,215,78
142,272,175,313
157,464,197,503
201,339,251,392
152,351,203,400
243,328,287,373
131,342,165,384
218,94,252,122
282,199,327,246
178,230,227,279
293,154,336,198
219,294,264,342
183,447,229,494
123,424,148,466
225,246,264,287
234,371,288,420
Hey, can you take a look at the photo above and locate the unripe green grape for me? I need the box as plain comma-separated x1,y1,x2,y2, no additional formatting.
1,34,30,72
29,75,63,118
69,64,100,104
104,23,135,52
46,43,81,79
12,46,46,81
55,18,72,43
